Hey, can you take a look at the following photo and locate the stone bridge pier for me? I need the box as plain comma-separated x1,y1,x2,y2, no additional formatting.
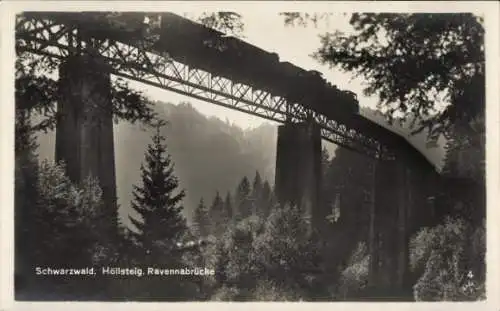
368,158,410,296
274,121,323,231
56,54,117,227
368,150,439,298
273,121,438,298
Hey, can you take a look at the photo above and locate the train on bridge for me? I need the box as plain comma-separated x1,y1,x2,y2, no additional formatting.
154,12,359,119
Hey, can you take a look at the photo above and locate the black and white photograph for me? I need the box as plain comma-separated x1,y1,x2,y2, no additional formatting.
2,1,498,306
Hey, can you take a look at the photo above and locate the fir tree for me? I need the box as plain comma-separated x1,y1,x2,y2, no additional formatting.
209,191,225,236
128,120,187,267
223,192,234,222
252,171,263,197
235,176,252,221
258,180,273,218
251,171,263,216
193,198,211,238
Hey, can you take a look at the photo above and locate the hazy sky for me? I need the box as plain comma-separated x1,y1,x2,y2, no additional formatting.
126,11,378,130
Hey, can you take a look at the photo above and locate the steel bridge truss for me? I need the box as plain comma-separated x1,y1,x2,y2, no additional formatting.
16,15,392,159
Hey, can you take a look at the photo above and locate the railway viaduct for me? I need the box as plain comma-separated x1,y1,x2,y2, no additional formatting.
16,12,440,296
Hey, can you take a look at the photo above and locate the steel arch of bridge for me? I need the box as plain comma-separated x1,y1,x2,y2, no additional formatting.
15,14,395,159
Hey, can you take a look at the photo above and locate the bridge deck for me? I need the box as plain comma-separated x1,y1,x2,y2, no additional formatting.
16,11,434,163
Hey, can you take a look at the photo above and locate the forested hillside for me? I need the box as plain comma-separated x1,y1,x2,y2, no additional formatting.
35,100,445,226
36,101,280,224
116,101,280,223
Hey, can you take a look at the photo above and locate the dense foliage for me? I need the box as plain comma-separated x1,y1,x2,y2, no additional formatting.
409,216,485,301
207,205,326,301
193,198,211,238
196,12,245,37
15,114,116,299
283,13,485,141
337,242,370,299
